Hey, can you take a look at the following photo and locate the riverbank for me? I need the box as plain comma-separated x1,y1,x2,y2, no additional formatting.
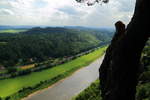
23,56,104,100
72,80,101,100
0,46,107,100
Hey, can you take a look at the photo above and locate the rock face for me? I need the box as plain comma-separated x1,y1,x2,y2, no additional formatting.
99,0,150,100
99,21,126,100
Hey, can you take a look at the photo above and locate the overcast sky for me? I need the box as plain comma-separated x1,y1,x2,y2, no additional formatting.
0,0,136,27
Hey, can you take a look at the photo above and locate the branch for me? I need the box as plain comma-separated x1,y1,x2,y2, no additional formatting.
76,0,109,6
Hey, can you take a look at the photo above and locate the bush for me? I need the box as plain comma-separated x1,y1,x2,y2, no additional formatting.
7,67,17,73
136,83,150,100
74,80,102,100
5,96,10,100
139,71,150,83
18,69,31,76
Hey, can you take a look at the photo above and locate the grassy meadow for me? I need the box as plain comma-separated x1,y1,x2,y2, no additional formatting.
0,46,106,99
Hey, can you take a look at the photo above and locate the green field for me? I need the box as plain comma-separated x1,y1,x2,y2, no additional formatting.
0,29,27,33
0,46,106,98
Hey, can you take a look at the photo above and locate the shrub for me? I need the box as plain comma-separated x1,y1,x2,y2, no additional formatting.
74,80,102,100
136,83,150,100
139,71,150,83
7,67,17,73
5,96,10,100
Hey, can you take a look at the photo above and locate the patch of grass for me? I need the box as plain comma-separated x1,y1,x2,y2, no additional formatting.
0,29,27,33
0,42,7,45
73,80,101,100
0,46,106,98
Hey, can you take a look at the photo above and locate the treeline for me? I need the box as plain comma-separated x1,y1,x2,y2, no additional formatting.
0,27,112,68
0,46,101,79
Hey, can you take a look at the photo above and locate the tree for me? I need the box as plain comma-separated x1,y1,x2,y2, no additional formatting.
7,67,17,73
76,0,150,100
5,96,10,100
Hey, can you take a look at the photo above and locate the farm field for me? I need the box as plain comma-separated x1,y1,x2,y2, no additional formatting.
0,29,27,33
0,46,106,98
19,64,35,70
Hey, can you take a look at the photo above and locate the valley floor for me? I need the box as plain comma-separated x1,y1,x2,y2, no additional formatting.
0,46,107,100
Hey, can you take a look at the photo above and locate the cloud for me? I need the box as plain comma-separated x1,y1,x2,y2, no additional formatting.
0,0,136,27
117,0,135,12
58,6,78,15
0,8,14,15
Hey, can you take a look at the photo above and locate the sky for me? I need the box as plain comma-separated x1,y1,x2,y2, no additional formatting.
0,0,136,27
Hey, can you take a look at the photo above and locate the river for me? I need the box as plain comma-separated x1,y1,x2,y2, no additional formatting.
23,56,104,100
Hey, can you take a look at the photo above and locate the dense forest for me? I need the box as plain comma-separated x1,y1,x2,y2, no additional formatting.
0,27,113,68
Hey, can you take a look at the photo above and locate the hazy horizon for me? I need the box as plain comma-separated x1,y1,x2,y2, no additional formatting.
0,25,115,29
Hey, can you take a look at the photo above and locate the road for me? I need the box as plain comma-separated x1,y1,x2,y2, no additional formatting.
23,56,104,100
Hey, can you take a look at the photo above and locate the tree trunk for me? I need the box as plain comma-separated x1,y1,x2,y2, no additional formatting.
99,0,150,100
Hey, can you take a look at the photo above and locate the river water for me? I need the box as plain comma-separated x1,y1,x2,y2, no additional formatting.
24,57,104,100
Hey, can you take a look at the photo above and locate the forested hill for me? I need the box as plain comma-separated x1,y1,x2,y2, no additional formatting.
0,27,113,68
23,27,113,41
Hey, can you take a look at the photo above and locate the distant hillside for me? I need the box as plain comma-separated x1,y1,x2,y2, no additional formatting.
0,27,113,67
23,27,113,41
